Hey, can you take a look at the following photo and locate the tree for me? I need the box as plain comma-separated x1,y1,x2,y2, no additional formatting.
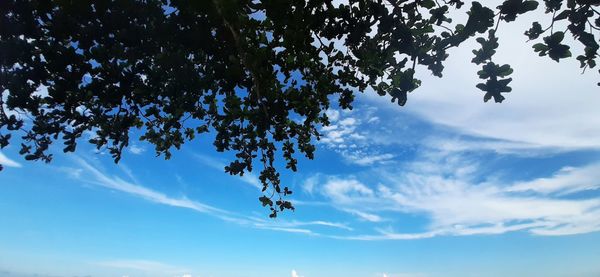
1,0,599,217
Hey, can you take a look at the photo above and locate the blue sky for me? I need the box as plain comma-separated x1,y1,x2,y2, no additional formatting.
2,5,600,277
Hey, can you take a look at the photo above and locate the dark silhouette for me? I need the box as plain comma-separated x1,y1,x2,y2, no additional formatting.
1,0,598,216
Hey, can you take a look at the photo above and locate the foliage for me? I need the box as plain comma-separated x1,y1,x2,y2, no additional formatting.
1,0,599,217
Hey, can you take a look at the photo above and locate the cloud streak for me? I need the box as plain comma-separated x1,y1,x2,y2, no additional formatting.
369,7,600,151
319,107,396,166
95,259,190,276
193,153,261,189
70,156,351,236
0,151,22,168
304,151,600,240
291,269,303,277
508,163,600,195
76,157,226,215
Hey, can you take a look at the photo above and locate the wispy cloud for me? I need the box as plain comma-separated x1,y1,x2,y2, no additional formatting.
127,144,146,155
342,209,384,223
342,152,395,166
69,156,350,236
322,104,567,161
287,220,353,231
0,151,22,168
193,153,261,189
422,135,567,157
291,269,304,277
75,157,226,215
319,107,396,166
66,99,600,241
363,15,600,152
95,259,190,275
301,176,385,223
508,163,600,195
305,149,600,240
303,89,600,239
248,215,352,233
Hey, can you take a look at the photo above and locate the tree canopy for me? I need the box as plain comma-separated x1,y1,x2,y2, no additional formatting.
1,0,599,217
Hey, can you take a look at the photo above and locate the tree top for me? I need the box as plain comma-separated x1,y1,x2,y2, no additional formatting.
1,0,598,216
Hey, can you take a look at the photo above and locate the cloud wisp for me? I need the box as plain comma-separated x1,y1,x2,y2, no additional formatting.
127,144,146,155
291,269,304,277
0,151,22,168
70,156,351,236
371,11,600,152
319,107,397,166
507,163,600,195
95,259,190,276
303,150,600,240
76,157,226,215
193,153,262,189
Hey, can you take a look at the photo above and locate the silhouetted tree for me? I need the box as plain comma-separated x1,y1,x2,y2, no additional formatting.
1,0,599,216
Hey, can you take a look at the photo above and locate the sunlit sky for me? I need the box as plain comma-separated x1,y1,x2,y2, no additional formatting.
2,4,600,277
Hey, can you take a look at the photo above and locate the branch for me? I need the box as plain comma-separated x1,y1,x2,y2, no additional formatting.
211,0,270,120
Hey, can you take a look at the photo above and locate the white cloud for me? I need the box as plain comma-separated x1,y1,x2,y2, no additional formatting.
298,220,353,231
422,135,566,156
378,177,600,236
318,107,399,166
291,269,303,277
323,177,374,204
95,259,189,276
301,176,385,222
305,97,600,239
339,117,356,126
304,42,600,239
343,209,384,222
367,116,379,123
128,144,145,155
508,163,600,195
310,149,600,239
363,6,600,151
75,157,226,215
194,153,261,189
320,116,358,145
70,156,350,236
341,152,395,166
0,151,22,168
302,174,320,194
258,227,313,234
325,109,340,121
250,215,352,233
55,166,84,179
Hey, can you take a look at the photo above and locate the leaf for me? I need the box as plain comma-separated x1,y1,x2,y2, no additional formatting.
259,196,273,207
420,0,436,9
472,30,499,64
525,22,543,40
554,10,570,21
533,42,549,55
0,134,11,148
25,154,37,161
390,88,408,106
521,1,539,13
499,0,539,22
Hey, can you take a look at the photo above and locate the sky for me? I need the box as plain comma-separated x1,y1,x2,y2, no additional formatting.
2,4,600,277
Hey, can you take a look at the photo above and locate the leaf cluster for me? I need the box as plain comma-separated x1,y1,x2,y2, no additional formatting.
1,0,599,216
